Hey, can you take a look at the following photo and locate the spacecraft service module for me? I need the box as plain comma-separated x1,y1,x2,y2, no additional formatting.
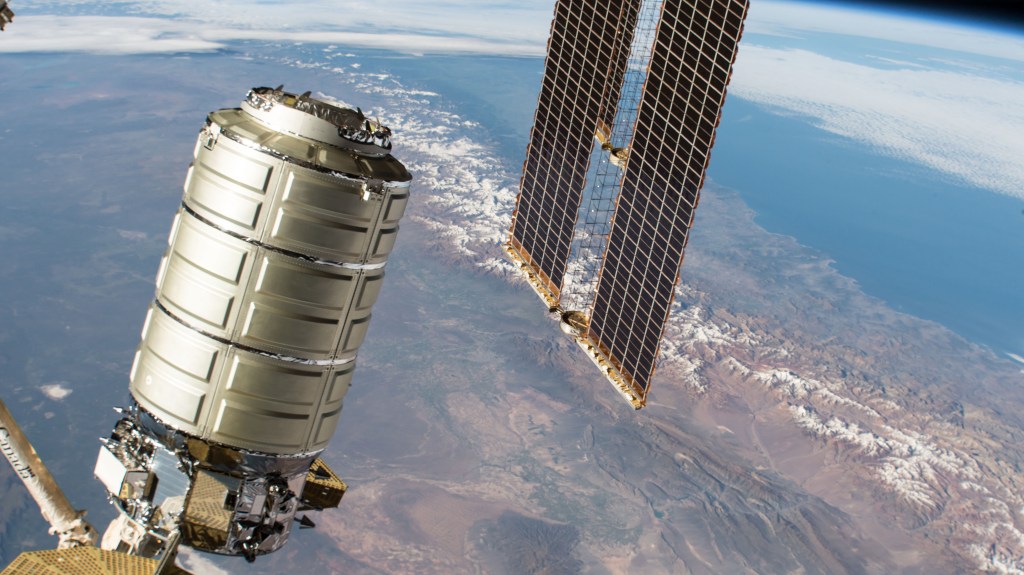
2,87,411,573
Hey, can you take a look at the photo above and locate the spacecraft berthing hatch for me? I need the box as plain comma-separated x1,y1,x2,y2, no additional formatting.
2,87,411,573
506,0,750,408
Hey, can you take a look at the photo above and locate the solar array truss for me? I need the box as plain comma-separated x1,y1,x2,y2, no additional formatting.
507,0,750,408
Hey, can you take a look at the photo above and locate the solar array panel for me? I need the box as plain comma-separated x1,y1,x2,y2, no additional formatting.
587,0,749,402
509,0,642,303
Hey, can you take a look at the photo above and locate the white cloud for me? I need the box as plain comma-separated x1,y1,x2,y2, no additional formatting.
3,0,553,56
7,3,1022,199
730,45,1024,198
118,230,148,241
20,0,1021,62
0,16,224,54
175,547,232,575
40,383,72,400
51,0,553,42
0,15,545,56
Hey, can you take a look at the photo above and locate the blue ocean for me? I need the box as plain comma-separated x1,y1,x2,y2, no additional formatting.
711,97,1024,359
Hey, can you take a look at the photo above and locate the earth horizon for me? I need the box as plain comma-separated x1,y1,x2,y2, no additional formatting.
1,1,1024,573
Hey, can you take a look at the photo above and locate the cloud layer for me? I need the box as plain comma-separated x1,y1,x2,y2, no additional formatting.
729,45,1024,199
6,2,1023,198
1,1,554,56
0,15,547,55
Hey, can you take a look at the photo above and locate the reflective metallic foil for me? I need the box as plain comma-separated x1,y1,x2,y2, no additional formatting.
93,88,410,561
129,89,410,455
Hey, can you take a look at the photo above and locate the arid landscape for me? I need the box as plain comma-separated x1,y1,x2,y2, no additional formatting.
2,11,1024,572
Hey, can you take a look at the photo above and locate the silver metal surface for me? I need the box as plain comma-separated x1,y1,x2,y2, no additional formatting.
129,88,409,455
99,87,411,561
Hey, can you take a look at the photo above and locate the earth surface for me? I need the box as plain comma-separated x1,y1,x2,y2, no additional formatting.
1,1,1023,574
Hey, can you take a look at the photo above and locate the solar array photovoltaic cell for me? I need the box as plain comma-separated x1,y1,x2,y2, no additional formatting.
588,0,749,400
510,0,642,300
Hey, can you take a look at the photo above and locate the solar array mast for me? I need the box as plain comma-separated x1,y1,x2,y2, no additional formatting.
506,0,750,408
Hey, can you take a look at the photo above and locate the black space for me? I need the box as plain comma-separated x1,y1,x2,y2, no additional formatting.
810,0,1024,29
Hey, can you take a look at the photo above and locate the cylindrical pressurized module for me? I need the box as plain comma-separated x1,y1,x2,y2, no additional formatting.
93,87,410,562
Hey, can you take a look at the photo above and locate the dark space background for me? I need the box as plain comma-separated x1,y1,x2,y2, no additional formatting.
822,0,1024,28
